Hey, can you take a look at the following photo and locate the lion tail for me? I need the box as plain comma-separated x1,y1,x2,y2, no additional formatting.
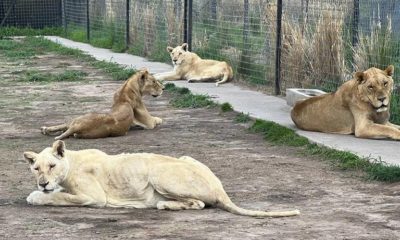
215,65,233,86
216,194,300,217
54,127,75,140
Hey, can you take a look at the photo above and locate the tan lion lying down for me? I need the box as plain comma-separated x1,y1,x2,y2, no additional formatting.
24,141,300,218
291,65,400,140
154,43,233,86
41,70,164,140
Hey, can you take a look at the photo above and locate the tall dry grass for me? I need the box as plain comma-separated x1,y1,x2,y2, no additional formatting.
308,11,347,86
352,15,393,71
143,6,156,56
165,3,183,46
264,3,348,89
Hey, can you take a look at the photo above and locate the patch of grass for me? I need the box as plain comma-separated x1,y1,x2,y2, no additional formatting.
235,112,251,123
0,27,63,38
66,28,88,43
91,60,135,81
248,119,400,182
20,70,88,82
0,37,135,81
164,83,216,108
171,93,215,108
249,119,309,147
220,102,234,112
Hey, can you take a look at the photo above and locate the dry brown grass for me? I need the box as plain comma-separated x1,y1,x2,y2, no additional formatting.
264,3,348,89
143,6,156,56
352,16,393,71
165,3,183,46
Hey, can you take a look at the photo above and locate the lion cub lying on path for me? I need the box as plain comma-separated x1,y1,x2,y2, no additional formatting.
41,70,163,140
291,65,400,140
24,140,300,218
155,43,233,86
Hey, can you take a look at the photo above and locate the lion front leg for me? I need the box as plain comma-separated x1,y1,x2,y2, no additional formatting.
134,105,162,130
355,122,400,140
154,71,182,81
26,191,105,207
386,122,400,130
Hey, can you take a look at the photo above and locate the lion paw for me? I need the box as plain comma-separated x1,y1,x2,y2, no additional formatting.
154,117,163,125
40,127,48,135
26,191,46,205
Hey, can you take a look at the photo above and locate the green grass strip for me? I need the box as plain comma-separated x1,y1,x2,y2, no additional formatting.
0,36,135,81
164,83,216,108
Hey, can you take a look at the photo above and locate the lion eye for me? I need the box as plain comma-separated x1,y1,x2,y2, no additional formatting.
384,82,388,87
368,85,373,90
178,52,182,55
49,164,56,169
33,167,39,171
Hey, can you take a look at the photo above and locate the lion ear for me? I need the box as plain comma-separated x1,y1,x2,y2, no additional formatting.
385,65,394,77
52,140,65,158
355,71,365,84
24,151,37,165
181,43,188,51
167,46,173,53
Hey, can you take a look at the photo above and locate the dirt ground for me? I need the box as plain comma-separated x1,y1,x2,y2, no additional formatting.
0,54,400,240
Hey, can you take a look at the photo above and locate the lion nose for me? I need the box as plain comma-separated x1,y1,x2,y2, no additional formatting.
378,96,386,102
39,181,49,188
173,59,177,63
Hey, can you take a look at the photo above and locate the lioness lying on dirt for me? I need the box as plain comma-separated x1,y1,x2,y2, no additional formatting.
41,70,164,140
291,65,400,140
24,140,300,218
154,43,233,86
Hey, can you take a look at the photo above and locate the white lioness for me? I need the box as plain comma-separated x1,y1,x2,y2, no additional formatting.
24,141,300,217
41,70,163,140
291,65,400,140
154,43,233,86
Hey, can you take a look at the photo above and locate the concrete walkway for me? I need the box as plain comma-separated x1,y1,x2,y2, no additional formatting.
45,36,399,166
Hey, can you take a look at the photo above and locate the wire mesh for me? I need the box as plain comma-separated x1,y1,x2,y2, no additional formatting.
89,0,127,51
0,0,61,28
192,0,277,89
64,0,88,40
128,0,184,62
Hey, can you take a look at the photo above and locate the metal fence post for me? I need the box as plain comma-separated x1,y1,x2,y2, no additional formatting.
274,0,283,95
86,0,90,42
184,0,192,51
351,0,359,71
61,0,67,33
352,0,359,47
126,0,130,48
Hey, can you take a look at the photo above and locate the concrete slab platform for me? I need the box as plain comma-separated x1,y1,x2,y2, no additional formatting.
45,36,400,166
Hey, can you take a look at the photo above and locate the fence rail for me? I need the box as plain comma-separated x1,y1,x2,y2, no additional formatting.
1,0,400,123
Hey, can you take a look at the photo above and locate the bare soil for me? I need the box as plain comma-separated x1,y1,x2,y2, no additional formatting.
0,54,400,240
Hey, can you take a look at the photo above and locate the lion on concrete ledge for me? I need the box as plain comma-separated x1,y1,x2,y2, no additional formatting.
291,65,400,140
154,43,233,86
24,140,300,218
41,69,164,140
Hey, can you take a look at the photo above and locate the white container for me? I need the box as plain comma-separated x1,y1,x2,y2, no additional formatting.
286,88,326,106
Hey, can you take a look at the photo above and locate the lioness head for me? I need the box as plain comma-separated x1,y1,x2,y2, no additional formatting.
167,43,189,66
24,141,69,193
133,69,164,97
356,65,394,113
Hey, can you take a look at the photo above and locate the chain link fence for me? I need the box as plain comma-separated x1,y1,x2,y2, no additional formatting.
0,0,61,28
1,0,400,123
